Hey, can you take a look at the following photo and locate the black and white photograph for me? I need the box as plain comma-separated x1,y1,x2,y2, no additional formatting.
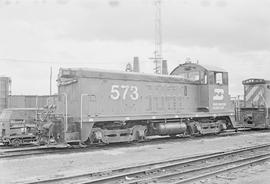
1,0,270,183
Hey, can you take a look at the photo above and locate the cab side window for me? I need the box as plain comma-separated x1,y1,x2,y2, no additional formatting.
215,72,223,85
209,72,228,85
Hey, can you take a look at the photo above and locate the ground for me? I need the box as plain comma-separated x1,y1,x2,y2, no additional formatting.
1,132,270,184
195,162,270,184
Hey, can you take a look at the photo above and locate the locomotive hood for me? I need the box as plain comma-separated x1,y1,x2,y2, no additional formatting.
242,78,270,108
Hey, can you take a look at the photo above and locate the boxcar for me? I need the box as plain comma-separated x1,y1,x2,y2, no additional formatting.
55,62,237,144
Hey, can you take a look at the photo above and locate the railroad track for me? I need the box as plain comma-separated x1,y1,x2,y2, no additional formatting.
0,130,240,159
1,129,269,159
0,146,71,159
23,143,270,184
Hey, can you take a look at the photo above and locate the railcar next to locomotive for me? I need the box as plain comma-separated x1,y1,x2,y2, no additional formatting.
53,62,238,145
0,108,43,146
238,78,270,129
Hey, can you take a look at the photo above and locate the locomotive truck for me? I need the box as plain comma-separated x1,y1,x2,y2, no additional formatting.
52,62,238,145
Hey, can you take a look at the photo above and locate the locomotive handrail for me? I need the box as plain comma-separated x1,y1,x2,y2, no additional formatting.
60,93,68,132
81,93,90,134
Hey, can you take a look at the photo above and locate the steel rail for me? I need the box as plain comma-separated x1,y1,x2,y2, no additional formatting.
23,143,270,184
172,154,270,184
23,151,225,184
128,152,270,184
0,149,65,159
0,145,75,159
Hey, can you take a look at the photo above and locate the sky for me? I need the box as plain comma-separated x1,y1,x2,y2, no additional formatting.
0,0,269,96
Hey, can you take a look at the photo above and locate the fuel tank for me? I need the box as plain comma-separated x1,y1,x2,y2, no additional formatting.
155,122,187,135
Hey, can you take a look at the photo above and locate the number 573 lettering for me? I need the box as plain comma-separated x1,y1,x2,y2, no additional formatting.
110,85,139,100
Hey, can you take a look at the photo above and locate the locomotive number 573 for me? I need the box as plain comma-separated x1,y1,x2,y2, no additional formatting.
110,85,139,100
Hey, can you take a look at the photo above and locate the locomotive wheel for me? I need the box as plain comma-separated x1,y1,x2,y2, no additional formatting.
132,126,147,142
186,126,193,136
11,139,22,147
84,137,92,145
134,130,143,142
141,129,148,141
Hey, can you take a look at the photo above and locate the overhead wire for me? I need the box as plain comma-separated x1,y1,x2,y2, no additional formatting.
0,57,123,65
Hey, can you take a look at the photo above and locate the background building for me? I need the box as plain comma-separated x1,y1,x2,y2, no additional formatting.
7,95,57,109
0,77,11,112
0,76,57,112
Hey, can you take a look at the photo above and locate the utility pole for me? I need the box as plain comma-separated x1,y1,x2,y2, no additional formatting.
50,66,52,96
152,0,162,74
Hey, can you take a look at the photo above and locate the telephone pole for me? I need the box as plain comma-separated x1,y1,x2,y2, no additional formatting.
50,66,52,96
153,0,162,74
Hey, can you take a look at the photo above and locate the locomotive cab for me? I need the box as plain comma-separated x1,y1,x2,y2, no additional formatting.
170,62,231,113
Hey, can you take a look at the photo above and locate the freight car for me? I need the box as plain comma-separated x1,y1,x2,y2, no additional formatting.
0,108,44,146
52,62,238,145
238,78,270,129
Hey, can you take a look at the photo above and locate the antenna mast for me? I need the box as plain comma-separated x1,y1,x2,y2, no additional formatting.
153,0,162,74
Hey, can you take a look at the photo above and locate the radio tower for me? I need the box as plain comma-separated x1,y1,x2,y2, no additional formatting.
153,0,162,74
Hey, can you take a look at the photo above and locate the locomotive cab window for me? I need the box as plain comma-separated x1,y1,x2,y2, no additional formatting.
209,72,228,85
178,71,207,84
215,72,223,85
178,71,200,82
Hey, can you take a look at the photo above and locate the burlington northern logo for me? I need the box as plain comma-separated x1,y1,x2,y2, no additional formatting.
213,89,224,101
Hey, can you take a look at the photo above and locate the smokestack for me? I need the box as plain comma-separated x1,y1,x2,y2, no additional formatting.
133,57,140,72
125,63,132,72
162,60,168,75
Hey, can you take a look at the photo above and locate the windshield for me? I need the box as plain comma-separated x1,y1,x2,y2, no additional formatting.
178,71,207,84
178,72,199,81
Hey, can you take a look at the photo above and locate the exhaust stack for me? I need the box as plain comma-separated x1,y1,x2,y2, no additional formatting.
162,60,168,75
133,57,140,72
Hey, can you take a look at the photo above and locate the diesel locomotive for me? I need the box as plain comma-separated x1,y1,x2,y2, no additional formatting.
2,62,270,147
52,62,238,145
237,78,270,129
